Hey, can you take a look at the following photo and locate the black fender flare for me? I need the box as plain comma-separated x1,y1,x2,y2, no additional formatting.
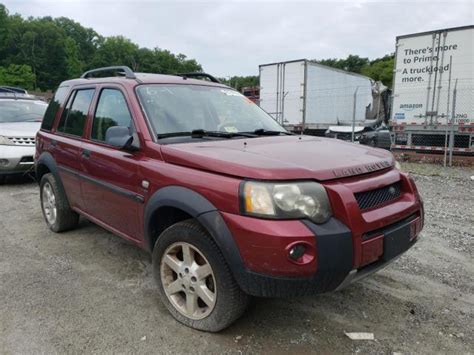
144,186,246,278
35,152,69,201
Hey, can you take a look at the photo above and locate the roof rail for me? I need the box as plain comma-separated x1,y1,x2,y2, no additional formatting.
0,86,28,94
178,72,220,83
81,66,136,79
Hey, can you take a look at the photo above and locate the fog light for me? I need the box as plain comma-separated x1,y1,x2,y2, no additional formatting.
288,244,306,261
0,159,9,167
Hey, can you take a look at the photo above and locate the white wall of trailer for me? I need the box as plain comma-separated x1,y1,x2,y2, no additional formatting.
259,64,280,120
281,61,305,124
305,63,372,125
259,60,373,127
259,60,305,125
392,26,474,125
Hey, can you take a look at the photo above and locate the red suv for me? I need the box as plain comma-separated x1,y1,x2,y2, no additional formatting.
35,66,424,332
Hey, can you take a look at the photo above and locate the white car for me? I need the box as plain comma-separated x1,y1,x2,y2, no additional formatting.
0,89,48,183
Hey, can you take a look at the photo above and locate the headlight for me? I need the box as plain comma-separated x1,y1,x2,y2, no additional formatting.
0,136,14,145
241,181,332,224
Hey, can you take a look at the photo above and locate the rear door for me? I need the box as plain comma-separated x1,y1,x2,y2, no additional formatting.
80,86,143,241
54,87,96,210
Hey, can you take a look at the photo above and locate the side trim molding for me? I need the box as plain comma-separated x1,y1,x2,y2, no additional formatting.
57,165,144,203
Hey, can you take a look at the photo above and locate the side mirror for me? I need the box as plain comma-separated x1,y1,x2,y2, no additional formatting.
105,126,139,151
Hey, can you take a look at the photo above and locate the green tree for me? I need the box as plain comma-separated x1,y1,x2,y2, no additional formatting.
91,36,140,70
0,64,36,89
0,4,202,90
316,55,369,73
3,16,69,90
0,4,8,61
54,17,101,66
134,48,202,74
64,37,83,78
361,55,394,88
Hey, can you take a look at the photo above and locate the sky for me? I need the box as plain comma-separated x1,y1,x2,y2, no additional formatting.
3,0,473,77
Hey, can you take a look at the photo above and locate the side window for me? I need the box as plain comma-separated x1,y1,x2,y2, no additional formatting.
57,89,95,137
91,89,133,142
41,86,69,131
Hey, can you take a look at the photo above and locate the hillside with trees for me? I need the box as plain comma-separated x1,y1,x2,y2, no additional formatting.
0,4,201,91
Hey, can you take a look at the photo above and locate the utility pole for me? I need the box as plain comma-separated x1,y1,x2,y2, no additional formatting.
443,56,453,167
449,79,458,167
351,87,359,143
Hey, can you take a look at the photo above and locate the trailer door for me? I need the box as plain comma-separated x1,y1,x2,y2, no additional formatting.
259,61,305,125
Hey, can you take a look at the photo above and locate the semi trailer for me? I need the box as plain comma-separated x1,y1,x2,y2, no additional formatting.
391,25,474,155
259,59,373,135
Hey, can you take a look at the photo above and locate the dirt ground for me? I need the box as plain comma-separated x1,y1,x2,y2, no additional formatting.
0,162,472,354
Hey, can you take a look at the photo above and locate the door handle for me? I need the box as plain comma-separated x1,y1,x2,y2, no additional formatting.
82,149,91,158
51,139,57,147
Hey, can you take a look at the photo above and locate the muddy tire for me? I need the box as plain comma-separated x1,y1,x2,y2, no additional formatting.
40,173,79,232
152,219,249,332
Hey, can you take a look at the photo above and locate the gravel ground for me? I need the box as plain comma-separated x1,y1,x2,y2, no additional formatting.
0,163,473,354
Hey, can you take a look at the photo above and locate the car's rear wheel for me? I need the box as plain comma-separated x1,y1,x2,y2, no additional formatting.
40,173,79,232
152,219,249,332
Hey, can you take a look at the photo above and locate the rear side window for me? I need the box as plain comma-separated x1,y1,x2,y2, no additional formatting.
91,89,133,142
41,86,69,131
57,89,95,137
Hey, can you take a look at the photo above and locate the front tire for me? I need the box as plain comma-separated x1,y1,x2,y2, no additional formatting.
40,173,79,232
152,219,249,332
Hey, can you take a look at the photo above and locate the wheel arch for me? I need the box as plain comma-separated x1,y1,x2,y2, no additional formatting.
144,186,246,279
35,152,69,205
35,152,57,183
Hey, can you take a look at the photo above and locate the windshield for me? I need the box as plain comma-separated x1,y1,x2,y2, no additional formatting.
136,85,286,137
0,99,48,123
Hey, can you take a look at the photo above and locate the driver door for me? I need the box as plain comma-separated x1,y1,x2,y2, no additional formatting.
80,86,143,241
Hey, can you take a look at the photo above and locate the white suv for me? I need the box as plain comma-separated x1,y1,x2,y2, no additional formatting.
0,88,48,183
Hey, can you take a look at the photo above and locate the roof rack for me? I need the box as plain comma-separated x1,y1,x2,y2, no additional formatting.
81,66,136,79
178,72,220,83
0,86,28,94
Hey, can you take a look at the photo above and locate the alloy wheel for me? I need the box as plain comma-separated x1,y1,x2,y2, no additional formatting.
160,242,217,320
42,182,57,225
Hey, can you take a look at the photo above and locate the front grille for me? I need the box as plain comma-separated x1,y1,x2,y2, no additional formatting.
8,137,35,146
355,181,402,210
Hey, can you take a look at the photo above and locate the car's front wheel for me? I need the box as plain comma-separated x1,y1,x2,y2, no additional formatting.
40,173,79,232
152,219,249,332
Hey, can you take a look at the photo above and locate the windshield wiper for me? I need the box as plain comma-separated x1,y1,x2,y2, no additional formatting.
157,129,257,140
250,129,293,136
157,131,193,139
193,129,259,138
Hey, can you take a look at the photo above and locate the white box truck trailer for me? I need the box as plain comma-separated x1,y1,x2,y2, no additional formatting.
259,59,373,134
391,26,474,154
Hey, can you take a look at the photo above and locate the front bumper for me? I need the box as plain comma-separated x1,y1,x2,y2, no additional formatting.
0,145,35,175
227,213,420,297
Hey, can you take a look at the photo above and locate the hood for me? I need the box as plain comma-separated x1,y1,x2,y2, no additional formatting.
161,135,395,181
0,122,41,137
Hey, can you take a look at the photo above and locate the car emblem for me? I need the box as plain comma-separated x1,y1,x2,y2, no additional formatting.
388,186,396,195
